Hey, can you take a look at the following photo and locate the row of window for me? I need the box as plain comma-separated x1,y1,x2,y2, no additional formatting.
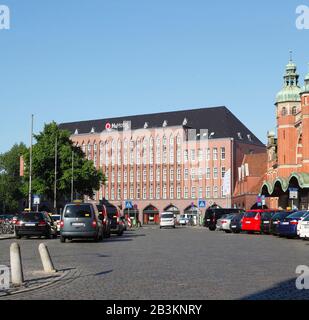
85,147,227,165
101,185,226,201
105,167,227,182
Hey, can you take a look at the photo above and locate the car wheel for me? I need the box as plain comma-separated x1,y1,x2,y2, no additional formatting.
209,227,216,231
60,236,66,243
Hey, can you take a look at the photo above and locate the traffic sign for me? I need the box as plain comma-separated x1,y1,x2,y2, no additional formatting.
33,195,40,205
289,188,298,199
125,201,133,209
198,199,207,208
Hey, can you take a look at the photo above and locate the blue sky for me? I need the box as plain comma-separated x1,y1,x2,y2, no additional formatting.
1,0,309,152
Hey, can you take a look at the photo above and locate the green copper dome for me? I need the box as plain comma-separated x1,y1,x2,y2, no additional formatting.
276,57,301,103
276,86,301,103
301,66,309,94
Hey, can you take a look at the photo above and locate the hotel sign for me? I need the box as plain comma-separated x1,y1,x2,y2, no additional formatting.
105,121,131,131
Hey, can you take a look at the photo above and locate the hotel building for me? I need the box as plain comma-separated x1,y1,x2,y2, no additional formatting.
60,106,265,224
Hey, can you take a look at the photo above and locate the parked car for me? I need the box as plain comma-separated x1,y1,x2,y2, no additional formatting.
260,211,279,234
51,214,61,234
277,211,309,238
242,209,276,234
270,211,292,235
105,204,124,236
97,204,111,238
60,202,103,243
204,208,244,231
160,212,176,229
230,212,245,233
216,214,235,233
298,214,309,239
15,211,58,239
179,215,190,226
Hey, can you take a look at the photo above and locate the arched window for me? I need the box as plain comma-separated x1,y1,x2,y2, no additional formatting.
281,107,287,116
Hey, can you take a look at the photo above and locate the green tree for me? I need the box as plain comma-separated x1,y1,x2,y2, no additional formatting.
0,143,27,213
22,122,104,207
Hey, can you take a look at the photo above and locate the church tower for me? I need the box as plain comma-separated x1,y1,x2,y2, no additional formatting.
275,55,301,177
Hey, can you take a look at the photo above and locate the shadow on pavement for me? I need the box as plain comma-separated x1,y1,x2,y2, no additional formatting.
241,278,309,300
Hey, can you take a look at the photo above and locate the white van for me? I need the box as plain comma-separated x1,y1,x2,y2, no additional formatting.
160,212,176,229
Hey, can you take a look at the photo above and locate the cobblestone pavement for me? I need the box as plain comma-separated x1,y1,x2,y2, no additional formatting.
1,227,309,300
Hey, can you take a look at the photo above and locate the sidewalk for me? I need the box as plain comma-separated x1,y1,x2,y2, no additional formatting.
0,268,73,298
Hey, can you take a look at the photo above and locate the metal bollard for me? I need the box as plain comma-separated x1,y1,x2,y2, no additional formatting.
10,243,24,286
39,243,56,273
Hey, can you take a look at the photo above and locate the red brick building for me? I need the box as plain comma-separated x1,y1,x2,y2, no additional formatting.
233,153,267,210
261,59,309,210
59,106,266,223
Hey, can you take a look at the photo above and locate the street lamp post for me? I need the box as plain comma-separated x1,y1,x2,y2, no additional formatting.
28,114,34,211
71,150,74,202
54,136,58,213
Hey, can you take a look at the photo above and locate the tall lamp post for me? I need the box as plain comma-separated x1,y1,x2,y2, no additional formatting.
28,114,34,211
71,150,74,202
54,136,58,213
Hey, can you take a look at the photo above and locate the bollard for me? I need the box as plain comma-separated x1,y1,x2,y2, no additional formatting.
39,243,56,273
10,243,24,286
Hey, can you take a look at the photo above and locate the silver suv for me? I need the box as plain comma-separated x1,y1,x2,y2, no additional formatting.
60,202,103,243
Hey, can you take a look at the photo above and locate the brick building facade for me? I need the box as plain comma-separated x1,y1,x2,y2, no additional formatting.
60,106,265,223
261,59,309,210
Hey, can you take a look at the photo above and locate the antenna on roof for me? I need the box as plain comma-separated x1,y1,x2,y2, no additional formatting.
289,50,293,62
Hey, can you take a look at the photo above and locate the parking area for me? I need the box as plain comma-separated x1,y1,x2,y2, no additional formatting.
1,227,309,300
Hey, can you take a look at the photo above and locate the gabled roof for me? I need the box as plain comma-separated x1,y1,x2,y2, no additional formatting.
59,106,264,146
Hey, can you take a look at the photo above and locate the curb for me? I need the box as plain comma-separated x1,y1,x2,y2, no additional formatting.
0,269,74,297
0,235,15,241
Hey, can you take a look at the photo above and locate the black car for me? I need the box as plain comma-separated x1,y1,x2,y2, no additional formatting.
106,204,124,236
230,212,245,233
260,211,279,234
97,204,111,238
270,211,293,235
204,208,244,231
15,212,58,239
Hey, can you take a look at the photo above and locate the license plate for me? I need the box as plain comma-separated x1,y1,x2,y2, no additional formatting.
282,222,289,225
231,226,236,228
207,219,211,221
273,222,278,225
263,221,270,224
72,223,85,227
246,221,251,224
25,223,35,227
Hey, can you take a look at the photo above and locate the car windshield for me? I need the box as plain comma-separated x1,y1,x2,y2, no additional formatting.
245,211,258,218
272,212,289,220
161,213,174,219
64,205,93,218
286,211,308,219
19,212,44,221
303,214,309,221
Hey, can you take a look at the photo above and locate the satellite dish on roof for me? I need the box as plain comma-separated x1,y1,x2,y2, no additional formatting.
90,127,95,134
163,120,168,128
183,118,188,126
144,122,149,129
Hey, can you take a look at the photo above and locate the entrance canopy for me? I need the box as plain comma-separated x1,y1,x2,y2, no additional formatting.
261,173,309,197
164,204,180,215
184,205,201,215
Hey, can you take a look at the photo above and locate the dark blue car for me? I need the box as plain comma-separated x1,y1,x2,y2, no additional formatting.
278,211,309,238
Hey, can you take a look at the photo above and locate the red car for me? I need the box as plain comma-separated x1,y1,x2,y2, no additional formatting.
241,209,275,234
